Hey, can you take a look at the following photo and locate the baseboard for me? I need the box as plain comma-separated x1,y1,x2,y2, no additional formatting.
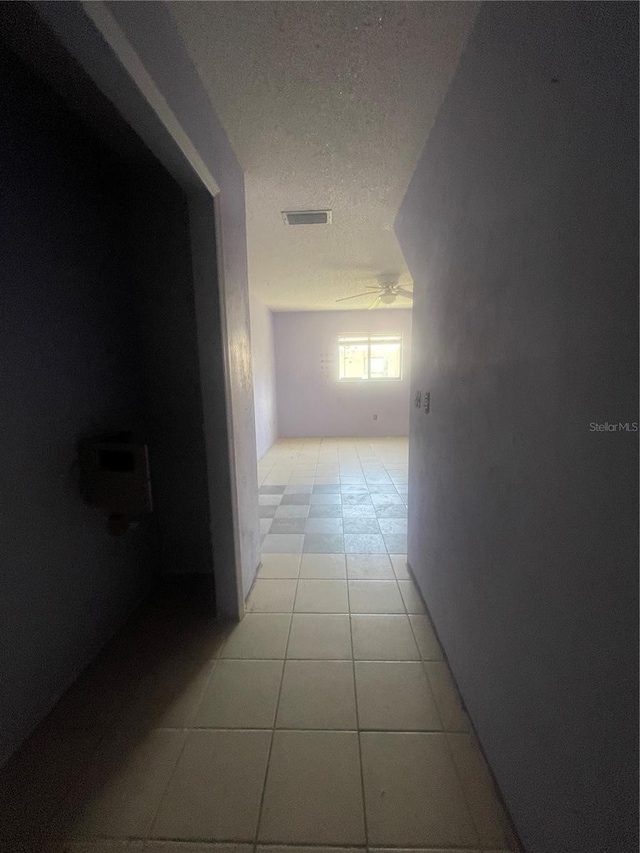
406,558,527,853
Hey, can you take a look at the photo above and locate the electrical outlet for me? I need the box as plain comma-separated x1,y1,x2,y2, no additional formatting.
423,392,430,414
414,390,422,409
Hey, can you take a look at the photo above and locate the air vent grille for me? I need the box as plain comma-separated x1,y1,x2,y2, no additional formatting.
282,209,332,226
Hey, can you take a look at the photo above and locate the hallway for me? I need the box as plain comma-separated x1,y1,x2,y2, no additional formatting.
2,439,515,851
250,438,515,850
0,3,634,851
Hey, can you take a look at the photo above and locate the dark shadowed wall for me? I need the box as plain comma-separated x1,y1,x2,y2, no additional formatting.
106,0,262,599
122,166,213,578
0,47,155,764
0,31,223,764
395,4,638,852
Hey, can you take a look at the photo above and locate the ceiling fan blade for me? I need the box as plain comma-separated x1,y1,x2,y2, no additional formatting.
368,295,382,310
396,288,414,300
336,292,375,302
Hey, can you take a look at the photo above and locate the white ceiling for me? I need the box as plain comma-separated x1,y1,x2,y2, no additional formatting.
169,2,478,311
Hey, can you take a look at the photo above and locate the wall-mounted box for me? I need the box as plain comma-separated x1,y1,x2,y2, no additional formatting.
79,440,152,516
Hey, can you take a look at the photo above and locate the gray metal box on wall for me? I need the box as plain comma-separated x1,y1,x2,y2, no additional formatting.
79,440,152,516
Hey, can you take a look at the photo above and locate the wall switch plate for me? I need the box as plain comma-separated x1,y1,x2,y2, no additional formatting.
373,414,378,420
414,390,422,408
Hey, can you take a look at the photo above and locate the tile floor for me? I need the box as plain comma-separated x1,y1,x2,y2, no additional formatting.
0,439,517,853
258,439,409,556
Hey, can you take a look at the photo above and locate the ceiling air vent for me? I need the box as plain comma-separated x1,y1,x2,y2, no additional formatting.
282,209,332,226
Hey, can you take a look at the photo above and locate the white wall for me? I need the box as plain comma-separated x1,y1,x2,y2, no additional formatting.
395,4,638,852
250,295,277,459
274,309,412,438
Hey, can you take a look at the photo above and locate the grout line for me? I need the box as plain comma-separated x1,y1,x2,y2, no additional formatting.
251,845,480,851
346,506,370,850
74,833,482,850
146,837,489,849
143,724,190,843
441,727,485,851
252,561,299,845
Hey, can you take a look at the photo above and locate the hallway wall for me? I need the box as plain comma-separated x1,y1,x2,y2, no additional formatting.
274,310,412,438
250,295,278,459
395,4,638,852
123,165,213,578
105,0,261,604
0,47,155,765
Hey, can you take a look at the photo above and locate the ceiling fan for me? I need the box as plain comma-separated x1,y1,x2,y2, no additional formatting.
336,275,413,310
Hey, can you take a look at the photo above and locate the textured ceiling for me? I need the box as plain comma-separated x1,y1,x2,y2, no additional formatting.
169,2,478,310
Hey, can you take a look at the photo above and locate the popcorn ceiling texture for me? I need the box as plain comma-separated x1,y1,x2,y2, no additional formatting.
169,1,478,310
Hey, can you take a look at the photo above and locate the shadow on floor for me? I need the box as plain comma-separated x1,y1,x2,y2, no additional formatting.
0,586,230,852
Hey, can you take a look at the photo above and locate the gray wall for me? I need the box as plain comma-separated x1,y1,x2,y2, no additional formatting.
106,1,261,600
122,165,213,578
0,47,155,765
394,4,638,852
31,0,261,606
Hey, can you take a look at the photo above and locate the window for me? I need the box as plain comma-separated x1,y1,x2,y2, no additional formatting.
338,335,402,381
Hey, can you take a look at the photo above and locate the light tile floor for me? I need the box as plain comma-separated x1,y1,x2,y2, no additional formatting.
0,439,518,853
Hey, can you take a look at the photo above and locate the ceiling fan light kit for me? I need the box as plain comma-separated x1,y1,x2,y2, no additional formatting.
335,277,414,310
